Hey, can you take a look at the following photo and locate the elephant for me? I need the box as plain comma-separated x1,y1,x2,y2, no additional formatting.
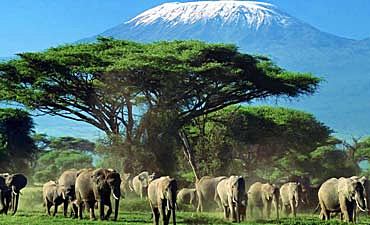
196,176,227,212
318,177,367,222
176,188,197,209
75,168,121,221
0,176,11,214
247,182,279,220
58,169,78,217
148,176,177,225
120,173,134,198
42,180,66,216
132,171,154,199
5,173,27,215
216,176,246,222
280,182,300,217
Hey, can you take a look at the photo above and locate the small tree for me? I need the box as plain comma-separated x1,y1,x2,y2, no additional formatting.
0,108,36,173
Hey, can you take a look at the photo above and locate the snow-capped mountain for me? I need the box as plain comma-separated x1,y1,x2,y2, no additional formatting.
126,1,291,29
84,1,370,137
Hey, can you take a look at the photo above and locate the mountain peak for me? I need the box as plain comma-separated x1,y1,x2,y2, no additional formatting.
126,1,292,30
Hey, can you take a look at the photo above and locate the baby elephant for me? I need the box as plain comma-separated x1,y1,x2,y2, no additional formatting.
43,181,66,216
280,182,300,217
177,188,197,210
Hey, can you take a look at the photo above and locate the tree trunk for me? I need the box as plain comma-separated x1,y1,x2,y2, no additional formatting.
178,130,199,181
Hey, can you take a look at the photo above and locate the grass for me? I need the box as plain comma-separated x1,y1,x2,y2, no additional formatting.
1,187,370,225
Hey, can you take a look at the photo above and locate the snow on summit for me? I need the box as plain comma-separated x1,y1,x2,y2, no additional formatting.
126,1,292,29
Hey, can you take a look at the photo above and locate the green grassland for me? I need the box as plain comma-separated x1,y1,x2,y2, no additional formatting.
1,187,370,225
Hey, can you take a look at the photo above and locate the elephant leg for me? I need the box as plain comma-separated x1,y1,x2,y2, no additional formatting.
78,202,83,219
228,198,236,222
264,202,271,219
46,201,52,216
88,201,96,220
53,204,58,216
98,200,105,220
197,193,203,212
281,204,286,217
63,200,68,217
290,201,296,217
105,201,112,220
223,206,228,219
160,200,168,225
166,209,171,225
72,202,78,219
152,207,160,225
0,191,4,214
339,196,349,222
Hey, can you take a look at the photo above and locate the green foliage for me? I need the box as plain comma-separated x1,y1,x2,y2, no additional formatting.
185,106,333,181
33,150,93,183
32,135,94,183
354,136,370,162
0,108,36,173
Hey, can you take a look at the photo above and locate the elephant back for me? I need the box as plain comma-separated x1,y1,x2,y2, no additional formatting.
75,169,95,202
58,169,78,199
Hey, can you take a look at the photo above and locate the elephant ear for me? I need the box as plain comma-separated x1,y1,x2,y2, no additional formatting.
91,169,106,185
359,176,367,186
106,171,121,186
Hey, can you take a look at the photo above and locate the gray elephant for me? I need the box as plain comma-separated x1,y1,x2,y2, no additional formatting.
148,176,177,225
196,176,227,212
176,188,197,209
247,182,279,220
58,169,78,217
120,173,133,198
280,182,300,217
132,171,153,199
43,180,66,216
0,176,11,214
5,173,27,215
216,176,246,222
318,177,367,222
75,168,121,221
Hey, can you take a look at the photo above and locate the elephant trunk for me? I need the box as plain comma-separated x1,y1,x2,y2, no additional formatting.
12,190,19,215
235,202,240,223
112,187,120,221
114,198,119,221
273,196,279,220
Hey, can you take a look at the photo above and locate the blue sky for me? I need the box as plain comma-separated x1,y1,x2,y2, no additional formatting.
1,0,370,57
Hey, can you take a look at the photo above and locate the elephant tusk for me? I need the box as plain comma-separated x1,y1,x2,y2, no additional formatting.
112,192,119,200
356,200,367,212
167,200,171,211
12,190,17,196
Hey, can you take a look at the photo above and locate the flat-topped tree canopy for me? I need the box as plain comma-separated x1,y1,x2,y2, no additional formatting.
0,37,321,135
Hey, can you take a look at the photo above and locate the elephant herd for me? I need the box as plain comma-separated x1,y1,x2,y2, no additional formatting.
175,175,370,223
1,168,369,224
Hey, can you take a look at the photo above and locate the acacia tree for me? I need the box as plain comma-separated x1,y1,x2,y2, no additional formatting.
0,38,321,178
